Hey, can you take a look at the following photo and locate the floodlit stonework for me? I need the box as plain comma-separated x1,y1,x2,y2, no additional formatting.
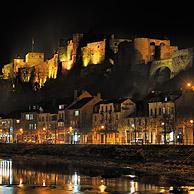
150,48,193,78
82,39,106,67
2,52,58,88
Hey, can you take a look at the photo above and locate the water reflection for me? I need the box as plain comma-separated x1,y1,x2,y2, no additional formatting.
0,159,12,185
0,158,193,194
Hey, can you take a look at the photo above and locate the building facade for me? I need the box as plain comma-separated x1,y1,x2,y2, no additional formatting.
92,98,136,144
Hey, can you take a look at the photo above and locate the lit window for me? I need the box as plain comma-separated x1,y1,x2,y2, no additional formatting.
29,114,33,120
29,124,33,130
26,114,30,120
59,105,64,110
75,110,79,116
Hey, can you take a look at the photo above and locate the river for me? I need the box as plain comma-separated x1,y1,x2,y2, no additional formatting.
0,158,193,194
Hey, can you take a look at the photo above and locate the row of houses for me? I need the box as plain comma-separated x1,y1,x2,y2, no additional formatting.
0,90,193,145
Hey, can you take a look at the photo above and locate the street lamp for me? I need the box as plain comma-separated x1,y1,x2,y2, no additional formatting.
161,122,166,144
131,123,136,144
187,82,192,87
19,128,23,143
43,127,47,143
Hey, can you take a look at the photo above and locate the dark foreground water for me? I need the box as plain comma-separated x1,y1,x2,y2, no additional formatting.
0,158,194,194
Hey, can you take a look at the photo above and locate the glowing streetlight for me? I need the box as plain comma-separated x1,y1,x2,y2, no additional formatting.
42,179,46,186
161,122,165,126
190,120,193,124
19,128,23,133
101,125,105,129
19,178,23,187
187,82,192,87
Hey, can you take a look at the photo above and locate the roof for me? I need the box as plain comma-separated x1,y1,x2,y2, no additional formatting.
145,90,181,103
95,98,129,106
68,97,93,110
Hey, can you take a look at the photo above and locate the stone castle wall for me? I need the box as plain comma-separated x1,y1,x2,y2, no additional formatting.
134,38,178,64
2,52,58,88
82,39,106,67
150,48,193,78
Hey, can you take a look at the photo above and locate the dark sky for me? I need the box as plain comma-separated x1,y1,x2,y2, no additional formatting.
0,0,193,66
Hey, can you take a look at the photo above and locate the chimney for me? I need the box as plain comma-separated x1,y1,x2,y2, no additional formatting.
74,90,78,101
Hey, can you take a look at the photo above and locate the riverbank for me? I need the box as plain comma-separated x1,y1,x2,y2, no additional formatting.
0,144,194,185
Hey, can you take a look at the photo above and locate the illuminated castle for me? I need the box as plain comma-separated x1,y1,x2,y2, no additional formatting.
58,33,131,71
2,52,58,88
1,34,193,90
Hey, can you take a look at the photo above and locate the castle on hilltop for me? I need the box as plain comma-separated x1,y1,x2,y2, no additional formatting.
2,52,58,89
1,33,193,90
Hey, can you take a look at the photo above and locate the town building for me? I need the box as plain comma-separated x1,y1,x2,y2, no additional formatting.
92,98,136,144
64,91,102,144
0,117,21,143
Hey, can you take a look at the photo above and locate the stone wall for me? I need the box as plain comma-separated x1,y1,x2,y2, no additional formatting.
82,40,106,67
133,38,177,64
150,48,193,78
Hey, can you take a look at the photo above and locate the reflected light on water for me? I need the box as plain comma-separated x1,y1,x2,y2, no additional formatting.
130,180,138,193
42,179,46,187
0,159,12,185
19,178,23,187
99,184,106,192
0,158,194,194
99,179,106,193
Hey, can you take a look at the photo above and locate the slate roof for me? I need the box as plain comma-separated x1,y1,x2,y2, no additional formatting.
95,98,129,106
68,97,93,110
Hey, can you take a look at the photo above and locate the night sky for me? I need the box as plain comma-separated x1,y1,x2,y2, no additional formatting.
0,0,193,66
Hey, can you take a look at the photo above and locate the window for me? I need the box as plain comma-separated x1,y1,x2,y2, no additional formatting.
29,124,33,130
25,114,33,120
59,105,64,110
58,122,64,127
75,110,79,116
171,107,174,114
154,108,157,116
150,109,153,116
105,106,108,112
159,108,162,115
94,106,98,112
115,104,120,111
163,107,166,114
26,114,30,120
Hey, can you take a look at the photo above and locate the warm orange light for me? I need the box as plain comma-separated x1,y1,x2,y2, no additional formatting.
187,82,192,87
190,120,193,124
101,125,105,129
20,128,23,133
43,127,46,131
